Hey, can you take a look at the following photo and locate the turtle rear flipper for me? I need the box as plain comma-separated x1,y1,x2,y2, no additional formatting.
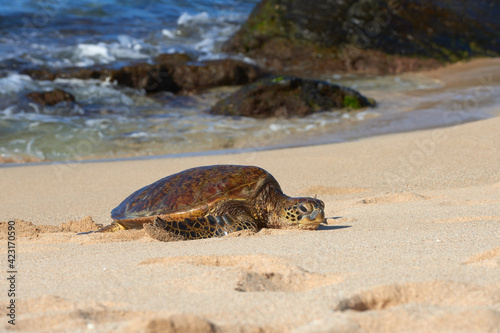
76,222,127,235
153,211,258,240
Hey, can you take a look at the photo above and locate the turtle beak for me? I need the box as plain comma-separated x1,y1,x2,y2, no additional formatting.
307,209,320,220
298,208,325,229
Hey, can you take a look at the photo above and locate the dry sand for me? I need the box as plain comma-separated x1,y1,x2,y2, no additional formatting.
1,59,499,332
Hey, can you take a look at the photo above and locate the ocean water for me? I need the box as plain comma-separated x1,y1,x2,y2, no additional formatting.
0,1,498,163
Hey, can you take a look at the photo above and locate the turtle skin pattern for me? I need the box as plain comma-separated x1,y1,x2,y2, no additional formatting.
110,165,280,239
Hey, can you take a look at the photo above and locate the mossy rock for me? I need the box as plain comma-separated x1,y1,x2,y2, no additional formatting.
210,75,375,118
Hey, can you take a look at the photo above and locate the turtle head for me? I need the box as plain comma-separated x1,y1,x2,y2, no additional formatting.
275,197,325,230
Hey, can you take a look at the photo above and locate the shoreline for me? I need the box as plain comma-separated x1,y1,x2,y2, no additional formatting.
0,111,496,170
2,57,500,166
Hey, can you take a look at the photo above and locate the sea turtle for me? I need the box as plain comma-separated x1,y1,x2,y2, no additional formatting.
92,165,325,239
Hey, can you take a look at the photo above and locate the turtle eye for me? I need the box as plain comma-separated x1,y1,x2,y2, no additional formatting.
298,204,309,213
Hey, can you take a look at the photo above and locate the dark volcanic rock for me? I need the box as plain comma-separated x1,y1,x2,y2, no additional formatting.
210,75,375,118
110,58,264,93
111,63,181,93
223,0,500,74
23,66,115,81
26,89,76,106
22,55,266,94
169,59,264,92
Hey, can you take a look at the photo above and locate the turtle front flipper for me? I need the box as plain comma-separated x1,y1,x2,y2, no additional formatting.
153,211,258,240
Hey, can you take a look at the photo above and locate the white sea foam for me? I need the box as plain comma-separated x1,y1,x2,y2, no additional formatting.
0,73,34,94
270,124,283,131
161,29,176,39
53,78,135,105
125,131,149,139
117,35,142,51
161,11,248,60
77,43,115,61
73,40,149,67
113,35,149,59
110,46,148,60
84,118,113,130
74,43,115,67
177,12,210,26
0,105,16,116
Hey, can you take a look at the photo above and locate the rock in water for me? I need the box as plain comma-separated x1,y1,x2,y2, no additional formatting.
210,75,375,118
26,89,76,106
223,0,500,74
22,56,266,94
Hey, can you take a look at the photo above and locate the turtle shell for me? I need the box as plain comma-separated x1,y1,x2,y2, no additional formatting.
111,165,279,228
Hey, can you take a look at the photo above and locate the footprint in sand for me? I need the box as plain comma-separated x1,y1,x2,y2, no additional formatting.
235,261,342,292
335,280,499,312
464,245,500,267
296,281,500,333
139,254,342,293
357,192,430,204
123,315,216,333
11,295,245,333
0,295,145,332
3,295,222,333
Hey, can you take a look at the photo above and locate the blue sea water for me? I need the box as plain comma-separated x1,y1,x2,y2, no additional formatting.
0,0,258,67
0,1,498,163
0,0,264,162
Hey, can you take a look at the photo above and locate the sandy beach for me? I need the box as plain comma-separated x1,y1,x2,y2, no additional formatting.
1,60,500,332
